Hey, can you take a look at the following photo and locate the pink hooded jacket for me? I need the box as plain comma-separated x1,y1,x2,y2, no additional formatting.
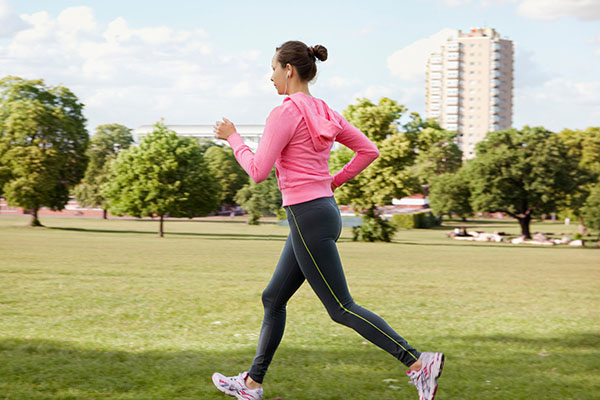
227,92,380,207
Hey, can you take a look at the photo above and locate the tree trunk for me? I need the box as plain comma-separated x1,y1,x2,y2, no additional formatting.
30,208,42,227
159,215,164,237
577,217,588,236
103,209,107,219
517,215,532,239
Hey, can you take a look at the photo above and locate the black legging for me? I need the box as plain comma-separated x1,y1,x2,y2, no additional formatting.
248,196,420,383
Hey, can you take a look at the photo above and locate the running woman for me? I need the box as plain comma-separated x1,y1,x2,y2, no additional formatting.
211,40,444,400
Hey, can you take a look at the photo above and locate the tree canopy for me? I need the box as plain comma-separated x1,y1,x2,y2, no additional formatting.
234,169,281,225
74,123,134,218
468,126,577,238
204,145,248,206
0,76,89,226
102,121,218,237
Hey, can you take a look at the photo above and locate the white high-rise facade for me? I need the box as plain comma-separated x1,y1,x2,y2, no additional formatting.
426,28,513,158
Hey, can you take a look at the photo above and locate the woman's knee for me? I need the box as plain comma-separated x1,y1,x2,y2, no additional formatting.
262,288,286,313
327,305,349,325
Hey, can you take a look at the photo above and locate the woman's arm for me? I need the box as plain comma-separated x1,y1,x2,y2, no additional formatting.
213,107,299,183
332,116,380,188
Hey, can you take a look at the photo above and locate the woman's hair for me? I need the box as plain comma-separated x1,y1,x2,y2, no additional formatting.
275,41,327,82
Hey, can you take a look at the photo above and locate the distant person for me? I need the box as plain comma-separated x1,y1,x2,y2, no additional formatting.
211,40,444,400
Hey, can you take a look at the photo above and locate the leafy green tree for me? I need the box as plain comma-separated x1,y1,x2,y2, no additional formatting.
0,76,89,226
411,127,463,186
330,98,420,241
557,127,600,234
581,182,600,240
204,145,248,206
429,167,472,220
234,169,281,225
468,126,577,238
74,123,134,219
102,121,218,237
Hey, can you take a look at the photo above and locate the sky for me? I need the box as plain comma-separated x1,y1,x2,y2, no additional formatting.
0,0,599,134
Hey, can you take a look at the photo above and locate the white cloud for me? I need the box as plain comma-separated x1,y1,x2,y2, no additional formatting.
514,77,600,130
0,0,30,38
387,29,458,81
430,0,600,19
0,6,276,130
517,0,600,20
353,84,395,100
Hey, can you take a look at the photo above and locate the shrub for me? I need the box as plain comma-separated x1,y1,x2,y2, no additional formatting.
352,207,397,242
391,212,440,229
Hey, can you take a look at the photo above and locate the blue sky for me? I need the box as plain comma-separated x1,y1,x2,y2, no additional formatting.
1,0,598,133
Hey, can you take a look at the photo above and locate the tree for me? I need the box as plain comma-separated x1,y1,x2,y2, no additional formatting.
74,123,134,219
234,169,281,225
330,98,420,242
0,76,89,226
429,168,472,220
557,127,600,234
410,127,463,186
204,145,248,206
468,126,577,239
581,182,600,240
101,121,218,237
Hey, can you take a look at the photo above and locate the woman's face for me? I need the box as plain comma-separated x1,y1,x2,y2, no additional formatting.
271,53,289,95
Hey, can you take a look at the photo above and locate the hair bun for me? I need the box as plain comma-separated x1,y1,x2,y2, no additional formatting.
311,45,328,62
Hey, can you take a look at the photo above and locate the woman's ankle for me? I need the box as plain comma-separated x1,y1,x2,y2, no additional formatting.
408,359,423,371
245,375,262,390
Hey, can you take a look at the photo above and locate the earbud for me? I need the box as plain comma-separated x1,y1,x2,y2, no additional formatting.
286,71,290,78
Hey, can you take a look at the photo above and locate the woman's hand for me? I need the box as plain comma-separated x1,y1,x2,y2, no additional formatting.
213,117,236,140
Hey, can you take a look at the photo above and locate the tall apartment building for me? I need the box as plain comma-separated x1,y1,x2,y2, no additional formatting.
425,28,513,158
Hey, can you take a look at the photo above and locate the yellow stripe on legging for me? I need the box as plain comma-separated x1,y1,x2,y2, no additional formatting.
288,206,418,362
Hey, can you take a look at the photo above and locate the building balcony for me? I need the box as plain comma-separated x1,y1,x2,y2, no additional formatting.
490,79,502,87
430,80,442,87
447,79,459,87
446,61,459,70
446,52,459,60
445,96,459,105
491,61,502,69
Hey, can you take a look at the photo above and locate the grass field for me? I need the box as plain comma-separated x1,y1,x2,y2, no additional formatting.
0,215,598,400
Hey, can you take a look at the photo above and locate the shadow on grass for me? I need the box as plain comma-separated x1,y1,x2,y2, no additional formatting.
1,333,598,399
47,226,288,242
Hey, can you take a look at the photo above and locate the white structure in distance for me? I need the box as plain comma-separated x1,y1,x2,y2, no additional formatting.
134,124,265,152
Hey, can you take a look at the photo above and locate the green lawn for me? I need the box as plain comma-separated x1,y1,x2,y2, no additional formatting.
0,215,598,400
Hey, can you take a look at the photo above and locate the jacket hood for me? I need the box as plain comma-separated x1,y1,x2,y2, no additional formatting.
284,92,342,152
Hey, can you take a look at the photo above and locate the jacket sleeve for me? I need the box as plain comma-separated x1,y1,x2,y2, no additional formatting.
331,114,380,188
227,105,299,183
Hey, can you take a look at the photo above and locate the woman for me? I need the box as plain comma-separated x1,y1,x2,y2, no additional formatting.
211,40,444,400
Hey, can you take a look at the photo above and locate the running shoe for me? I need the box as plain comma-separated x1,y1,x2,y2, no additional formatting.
407,352,445,400
211,371,263,400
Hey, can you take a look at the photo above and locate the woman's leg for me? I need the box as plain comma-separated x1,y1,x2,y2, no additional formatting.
247,235,305,384
286,197,421,367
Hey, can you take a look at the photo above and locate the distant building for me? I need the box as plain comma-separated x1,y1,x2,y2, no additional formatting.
134,124,265,152
425,27,514,158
